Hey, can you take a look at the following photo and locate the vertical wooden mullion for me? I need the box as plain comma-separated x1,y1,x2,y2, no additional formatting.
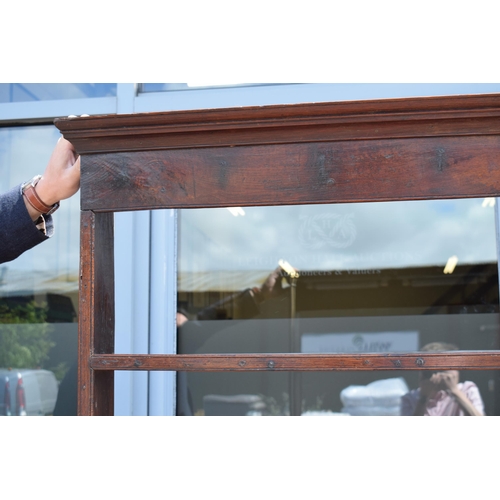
79,210,115,416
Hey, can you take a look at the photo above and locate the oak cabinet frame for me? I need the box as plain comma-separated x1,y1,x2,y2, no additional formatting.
55,93,500,415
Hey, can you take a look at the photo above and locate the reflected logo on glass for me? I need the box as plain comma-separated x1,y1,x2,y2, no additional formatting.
352,334,391,352
298,213,356,249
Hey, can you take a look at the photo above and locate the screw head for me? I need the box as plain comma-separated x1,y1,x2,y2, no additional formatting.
416,357,425,367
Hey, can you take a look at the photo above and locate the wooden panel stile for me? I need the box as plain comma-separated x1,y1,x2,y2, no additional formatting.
79,211,115,416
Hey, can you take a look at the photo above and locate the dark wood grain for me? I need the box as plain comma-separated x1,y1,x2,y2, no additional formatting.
79,211,115,416
90,352,500,371
80,135,500,212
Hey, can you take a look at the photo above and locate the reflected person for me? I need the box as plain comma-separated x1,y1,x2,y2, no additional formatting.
176,265,292,416
401,342,484,416
196,265,290,321
54,268,289,416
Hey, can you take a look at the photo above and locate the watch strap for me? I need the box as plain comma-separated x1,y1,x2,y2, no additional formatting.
22,175,60,216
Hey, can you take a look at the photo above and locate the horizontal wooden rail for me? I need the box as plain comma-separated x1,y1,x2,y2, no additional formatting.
90,352,500,372
77,136,500,212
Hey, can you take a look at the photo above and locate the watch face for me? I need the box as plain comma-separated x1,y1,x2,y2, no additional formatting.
31,174,42,186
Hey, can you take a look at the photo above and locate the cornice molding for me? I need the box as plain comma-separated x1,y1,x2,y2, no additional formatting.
55,93,500,154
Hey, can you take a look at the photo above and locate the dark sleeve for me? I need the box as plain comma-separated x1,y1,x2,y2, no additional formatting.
196,288,261,320
400,390,418,416
0,185,53,264
53,360,78,416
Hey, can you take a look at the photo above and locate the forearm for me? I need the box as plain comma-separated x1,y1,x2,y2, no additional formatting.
0,186,51,264
450,389,483,416
196,288,261,320
23,193,45,221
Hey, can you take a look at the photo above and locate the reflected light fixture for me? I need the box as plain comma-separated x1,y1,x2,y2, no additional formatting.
279,259,300,279
226,207,246,216
482,198,496,207
443,255,459,274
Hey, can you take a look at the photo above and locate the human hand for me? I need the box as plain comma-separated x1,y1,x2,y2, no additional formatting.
176,312,189,327
252,262,299,303
259,267,287,301
432,370,459,392
420,370,459,395
36,137,81,207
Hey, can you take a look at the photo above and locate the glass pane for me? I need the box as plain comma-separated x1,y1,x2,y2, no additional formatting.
0,126,79,416
141,83,279,92
176,199,500,415
0,83,116,103
176,369,498,416
141,83,500,96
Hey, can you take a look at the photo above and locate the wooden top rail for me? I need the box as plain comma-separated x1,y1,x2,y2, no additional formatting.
55,94,500,213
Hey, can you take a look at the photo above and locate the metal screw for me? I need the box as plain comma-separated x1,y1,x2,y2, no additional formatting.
134,359,142,367
393,359,402,368
267,360,275,369
416,357,425,367
238,360,246,367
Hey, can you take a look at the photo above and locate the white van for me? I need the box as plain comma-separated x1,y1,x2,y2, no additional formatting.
0,369,59,416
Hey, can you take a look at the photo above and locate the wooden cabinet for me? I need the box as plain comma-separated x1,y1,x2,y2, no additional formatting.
55,93,500,415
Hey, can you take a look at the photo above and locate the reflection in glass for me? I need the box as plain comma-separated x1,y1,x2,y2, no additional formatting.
177,369,498,416
177,199,500,415
0,126,79,416
0,83,116,103
141,83,280,92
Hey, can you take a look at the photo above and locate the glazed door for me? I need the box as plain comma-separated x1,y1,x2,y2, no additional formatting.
55,93,500,415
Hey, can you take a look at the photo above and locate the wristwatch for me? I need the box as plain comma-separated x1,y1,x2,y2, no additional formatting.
21,175,60,216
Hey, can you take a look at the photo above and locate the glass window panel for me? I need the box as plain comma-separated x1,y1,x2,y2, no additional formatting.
0,84,116,103
174,369,498,416
141,83,281,92
0,125,79,416
140,83,500,98
177,199,500,415
178,199,498,344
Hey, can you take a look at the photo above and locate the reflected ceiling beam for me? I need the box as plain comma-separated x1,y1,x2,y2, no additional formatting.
424,263,498,314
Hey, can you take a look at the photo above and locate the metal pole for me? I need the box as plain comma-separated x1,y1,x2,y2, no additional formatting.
288,276,302,416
